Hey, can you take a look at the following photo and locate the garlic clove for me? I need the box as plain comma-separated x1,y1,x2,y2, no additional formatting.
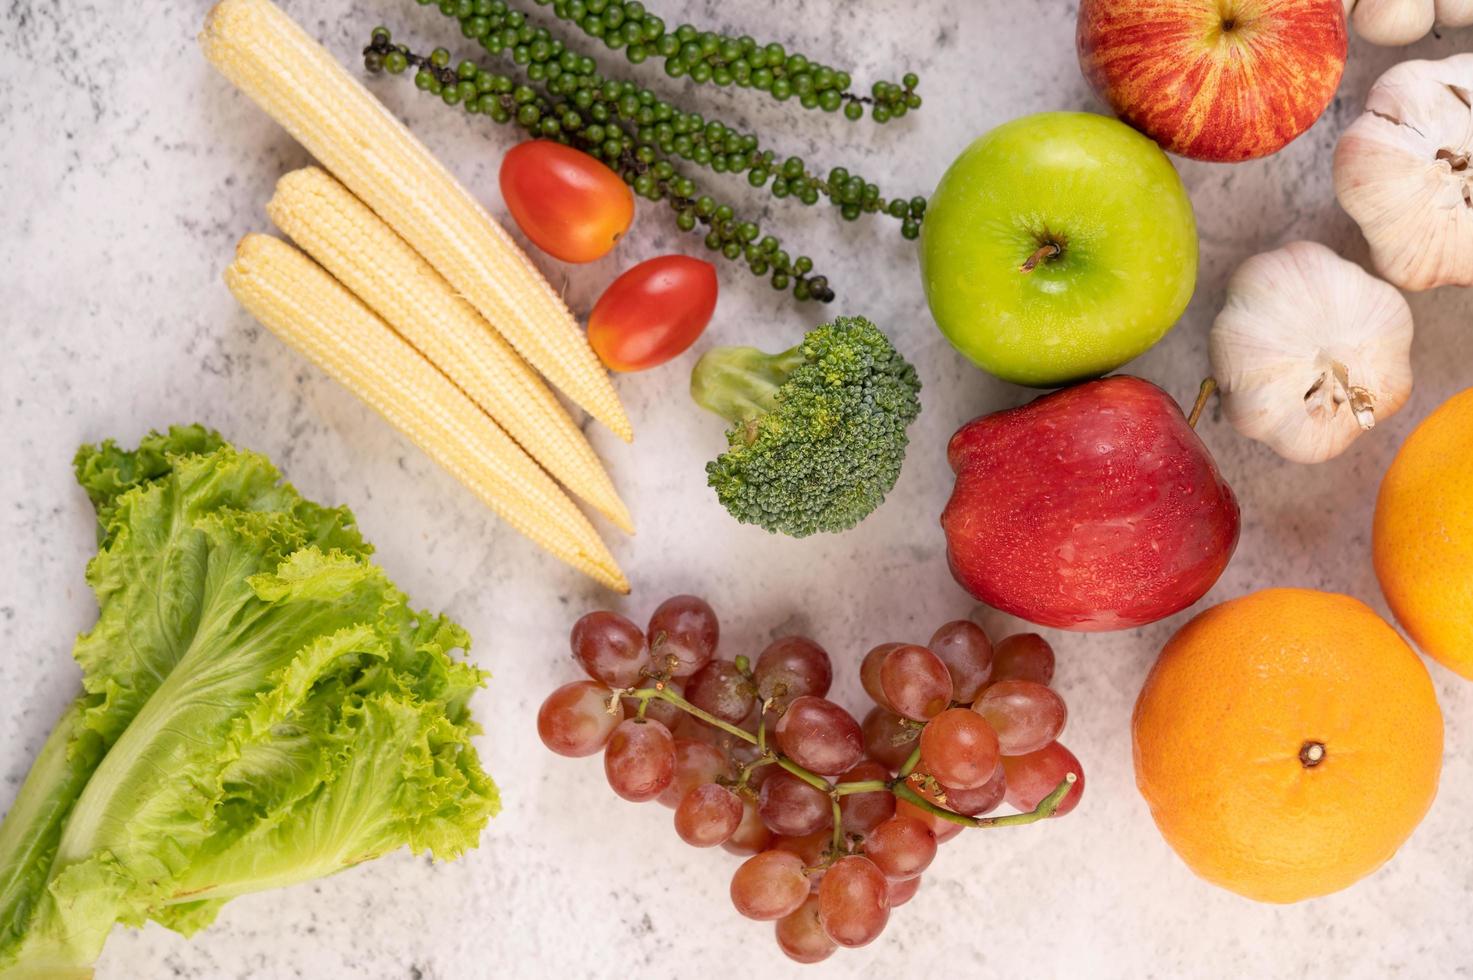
1436,0,1473,27
1334,54,1473,291
1209,241,1414,465
1351,0,1437,45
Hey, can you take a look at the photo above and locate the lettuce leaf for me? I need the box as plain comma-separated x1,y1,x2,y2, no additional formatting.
0,429,496,976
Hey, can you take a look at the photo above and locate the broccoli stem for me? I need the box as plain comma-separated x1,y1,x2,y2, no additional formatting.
690,344,807,425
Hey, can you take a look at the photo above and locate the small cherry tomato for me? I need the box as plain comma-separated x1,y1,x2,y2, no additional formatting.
588,256,718,372
499,140,634,263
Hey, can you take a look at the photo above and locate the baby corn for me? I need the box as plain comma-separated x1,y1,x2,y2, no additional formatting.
226,233,629,592
200,0,633,442
267,166,633,533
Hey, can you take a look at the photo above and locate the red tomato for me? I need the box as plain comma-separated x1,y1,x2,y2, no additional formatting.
588,256,718,372
499,141,634,263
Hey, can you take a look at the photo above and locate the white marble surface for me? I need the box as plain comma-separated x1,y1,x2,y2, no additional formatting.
3,1,1472,977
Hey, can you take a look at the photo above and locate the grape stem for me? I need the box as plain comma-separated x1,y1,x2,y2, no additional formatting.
776,756,832,793
896,743,922,779
892,773,1076,828
832,780,888,796
634,684,754,744
628,685,1075,831
735,756,774,791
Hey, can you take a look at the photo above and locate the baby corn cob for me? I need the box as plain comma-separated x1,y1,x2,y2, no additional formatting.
226,233,629,592
200,0,633,442
267,166,633,533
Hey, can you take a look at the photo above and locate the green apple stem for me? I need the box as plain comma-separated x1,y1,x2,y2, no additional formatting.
1020,241,1062,272
1187,377,1218,429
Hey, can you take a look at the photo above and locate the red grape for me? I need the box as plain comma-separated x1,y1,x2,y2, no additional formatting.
1001,742,1084,816
880,645,952,721
675,783,744,847
990,633,1055,686
722,794,773,856
887,875,921,907
647,595,718,677
754,636,833,709
863,816,936,880
538,680,622,757
775,894,836,964
758,769,833,837
939,761,1007,816
927,620,993,702
571,610,650,688
774,696,864,776
860,642,902,709
817,855,889,947
836,760,895,837
621,679,684,729
861,707,918,772
974,680,1067,755
918,708,1001,790
772,830,830,869
656,738,732,808
895,796,963,844
603,718,676,802
685,659,756,724
731,850,809,920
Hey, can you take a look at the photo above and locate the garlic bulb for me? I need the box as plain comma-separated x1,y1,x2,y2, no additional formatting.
1334,54,1473,291
1345,0,1473,45
1209,241,1413,464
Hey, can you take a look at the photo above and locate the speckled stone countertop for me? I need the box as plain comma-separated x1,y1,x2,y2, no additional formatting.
3,1,1471,977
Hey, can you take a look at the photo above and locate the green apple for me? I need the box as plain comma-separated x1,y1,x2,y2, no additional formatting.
920,112,1198,388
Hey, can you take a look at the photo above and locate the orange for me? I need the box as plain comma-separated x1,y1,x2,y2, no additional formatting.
1132,588,1442,903
1374,388,1473,679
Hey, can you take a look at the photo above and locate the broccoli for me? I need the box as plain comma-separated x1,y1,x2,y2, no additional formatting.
689,316,922,537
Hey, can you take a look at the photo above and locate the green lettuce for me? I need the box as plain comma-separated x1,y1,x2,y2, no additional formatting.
0,427,497,977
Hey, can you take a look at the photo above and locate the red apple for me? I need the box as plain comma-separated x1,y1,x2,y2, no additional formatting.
941,377,1240,631
1076,0,1347,162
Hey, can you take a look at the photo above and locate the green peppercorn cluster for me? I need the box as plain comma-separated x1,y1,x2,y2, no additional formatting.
528,0,920,123
362,1,926,301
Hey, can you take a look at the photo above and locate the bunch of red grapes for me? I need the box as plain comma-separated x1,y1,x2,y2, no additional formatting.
537,595,1084,964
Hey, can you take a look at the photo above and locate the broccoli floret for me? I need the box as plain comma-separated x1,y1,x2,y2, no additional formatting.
689,316,922,537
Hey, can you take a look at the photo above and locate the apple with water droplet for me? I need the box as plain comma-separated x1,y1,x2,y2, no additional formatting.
941,376,1240,631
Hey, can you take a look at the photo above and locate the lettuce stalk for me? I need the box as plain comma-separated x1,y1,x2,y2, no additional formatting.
0,428,497,977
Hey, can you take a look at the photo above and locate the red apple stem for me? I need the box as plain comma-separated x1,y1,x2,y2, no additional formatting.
1187,378,1218,429
1020,242,1062,272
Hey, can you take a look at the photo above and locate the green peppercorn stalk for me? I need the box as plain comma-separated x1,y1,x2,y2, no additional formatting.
362,0,927,301
624,678,1077,865
364,30,833,299
439,0,927,234
527,0,922,124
